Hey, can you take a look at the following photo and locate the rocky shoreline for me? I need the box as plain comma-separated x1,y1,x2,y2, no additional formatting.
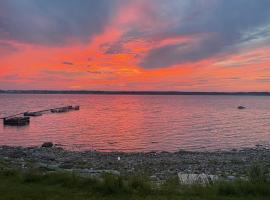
0,144,269,181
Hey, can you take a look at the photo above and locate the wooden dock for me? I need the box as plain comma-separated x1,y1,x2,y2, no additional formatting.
3,117,30,126
1,105,80,126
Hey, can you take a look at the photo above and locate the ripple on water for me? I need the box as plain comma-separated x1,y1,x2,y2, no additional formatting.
1,94,270,152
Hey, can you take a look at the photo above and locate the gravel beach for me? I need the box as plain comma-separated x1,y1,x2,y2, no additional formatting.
0,145,269,181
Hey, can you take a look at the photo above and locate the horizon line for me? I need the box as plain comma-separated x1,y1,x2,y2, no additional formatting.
1,89,270,96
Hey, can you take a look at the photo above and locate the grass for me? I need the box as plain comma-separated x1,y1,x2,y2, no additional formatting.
0,166,269,200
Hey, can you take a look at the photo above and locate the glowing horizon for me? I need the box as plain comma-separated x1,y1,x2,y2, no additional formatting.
1,0,270,92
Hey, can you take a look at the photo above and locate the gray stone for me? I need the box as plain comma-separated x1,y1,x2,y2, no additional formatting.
67,169,120,178
227,175,236,181
178,173,219,184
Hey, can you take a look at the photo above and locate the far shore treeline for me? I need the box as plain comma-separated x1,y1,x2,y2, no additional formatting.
1,90,270,96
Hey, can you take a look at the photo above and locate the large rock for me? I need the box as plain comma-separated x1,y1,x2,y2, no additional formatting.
41,142,54,148
178,173,218,184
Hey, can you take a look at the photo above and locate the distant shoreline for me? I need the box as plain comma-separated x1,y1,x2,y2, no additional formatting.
1,90,270,96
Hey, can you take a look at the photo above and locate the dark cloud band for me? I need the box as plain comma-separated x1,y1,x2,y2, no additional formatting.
0,0,119,45
139,0,270,68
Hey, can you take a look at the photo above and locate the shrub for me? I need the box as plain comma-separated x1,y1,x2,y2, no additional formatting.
22,170,44,183
0,169,19,178
127,175,152,194
94,174,124,194
248,164,269,183
160,177,180,193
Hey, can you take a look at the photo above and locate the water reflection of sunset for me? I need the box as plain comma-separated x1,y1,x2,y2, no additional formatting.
1,94,270,152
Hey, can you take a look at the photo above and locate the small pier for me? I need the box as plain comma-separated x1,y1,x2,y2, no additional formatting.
51,105,80,113
3,117,30,126
1,105,80,126
24,112,43,117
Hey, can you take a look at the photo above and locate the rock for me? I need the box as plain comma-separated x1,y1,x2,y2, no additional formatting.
41,142,54,148
37,163,60,171
68,169,120,178
237,106,246,109
178,173,218,185
42,154,56,161
8,150,27,158
227,175,236,181
240,176,248,181
150,175,158,181
59,162,74,169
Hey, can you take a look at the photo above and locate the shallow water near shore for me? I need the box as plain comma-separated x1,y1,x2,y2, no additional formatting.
1,94,270,152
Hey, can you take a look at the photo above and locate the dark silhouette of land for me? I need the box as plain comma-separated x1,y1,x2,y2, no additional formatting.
1,90,270,96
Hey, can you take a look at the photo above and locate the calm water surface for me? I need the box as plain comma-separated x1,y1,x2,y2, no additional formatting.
0,94,270,152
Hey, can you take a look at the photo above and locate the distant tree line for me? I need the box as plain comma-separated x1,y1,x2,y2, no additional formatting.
1,90,270,96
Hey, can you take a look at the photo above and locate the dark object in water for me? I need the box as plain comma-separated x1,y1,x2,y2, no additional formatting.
73,105,80,110
51,107,69,113
3,117,30,126
24,112,42,117
41,142,54,148
238,106,246,109
68,105,80,111
51,105,80,113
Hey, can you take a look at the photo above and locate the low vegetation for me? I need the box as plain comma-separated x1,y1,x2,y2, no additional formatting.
0,165,269,200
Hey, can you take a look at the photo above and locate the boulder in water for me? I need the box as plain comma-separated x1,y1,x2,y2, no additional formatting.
238,106,246,109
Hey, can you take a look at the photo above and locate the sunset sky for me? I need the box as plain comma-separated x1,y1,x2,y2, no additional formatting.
1,0,270,91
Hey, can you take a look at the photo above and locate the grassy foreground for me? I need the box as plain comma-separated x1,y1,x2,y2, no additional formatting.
0,167,270,200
